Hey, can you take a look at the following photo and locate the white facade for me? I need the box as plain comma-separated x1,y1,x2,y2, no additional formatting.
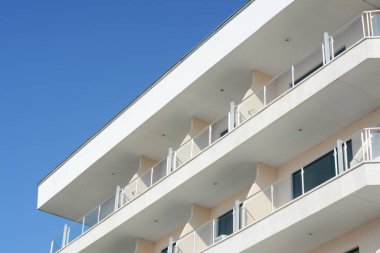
38,0,380,253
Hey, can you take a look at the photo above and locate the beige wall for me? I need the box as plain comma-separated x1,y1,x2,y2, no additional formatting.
152,108,380,253
238,70,272,123
134,238,155,253
124,156,158,201
272,108,380,209
277,107,380,179
181,117,210,145
309,218,380,253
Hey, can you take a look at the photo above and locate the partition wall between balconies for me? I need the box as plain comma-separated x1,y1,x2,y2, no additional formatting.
50,11,380,253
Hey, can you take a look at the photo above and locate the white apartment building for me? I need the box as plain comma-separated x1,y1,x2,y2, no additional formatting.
38,0,380,252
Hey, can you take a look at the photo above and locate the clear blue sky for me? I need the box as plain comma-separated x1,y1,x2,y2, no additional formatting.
0,0,246,252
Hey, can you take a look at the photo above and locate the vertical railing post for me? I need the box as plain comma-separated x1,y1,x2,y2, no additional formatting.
114,186,121,211
233,200,240,232
366,13,371,37
190,139,194,159
270,185,274,212
168,237,174,253
208,125,212,145
241,205,246,228
50,240,54,253
334,148,338,176
263,86,267,106
343,142,348,171
229,101,236,131
81,217,85,234
291,65,295,87
330,36,335,60
150,167,154,186
323,32,331,64
322,43,326,65
167,147,173,174
336,139,344,174
212,219,216,244
62,224,69,248
368,129,373,161
301,167,305,195
361,130,365,162
361,14,367,38
97,205,101,223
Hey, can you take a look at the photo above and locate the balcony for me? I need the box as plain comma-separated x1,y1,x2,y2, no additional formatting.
49,10,380,253
161,128,380,253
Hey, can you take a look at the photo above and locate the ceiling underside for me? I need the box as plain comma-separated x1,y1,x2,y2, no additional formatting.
242,186,380,253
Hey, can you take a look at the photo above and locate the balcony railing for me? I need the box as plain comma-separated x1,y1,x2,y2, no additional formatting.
50,11,380,252
166,128,380,253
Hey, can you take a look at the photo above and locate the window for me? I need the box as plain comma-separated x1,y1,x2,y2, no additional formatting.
334,46,346,58
161,243,176,253
345,247,359,253
344,139,353,170
217,209,233,237
220,128,228,137
292,150,336,198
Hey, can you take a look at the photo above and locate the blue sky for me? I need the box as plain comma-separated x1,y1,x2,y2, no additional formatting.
0,0,246,252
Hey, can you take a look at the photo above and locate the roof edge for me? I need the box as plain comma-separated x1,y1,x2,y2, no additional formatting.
38,0,256,186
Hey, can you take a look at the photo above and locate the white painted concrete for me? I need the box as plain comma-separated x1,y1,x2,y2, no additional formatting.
38,0,296,210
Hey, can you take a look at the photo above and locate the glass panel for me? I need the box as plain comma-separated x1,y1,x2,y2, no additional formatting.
273,175,292,209
175,141,192,168
292,170,302,199
237,87,265,124
67,221,83,244
370,130,380,161
210,116,228,143
195,221,214,251
152,159,167,185
217,210,233,237
83,208,99,232
331,15,363,52
293,46,323,86
175,233,195,253
242,187,272,227
303,150,336,193
344,140,353,171
99,195,115,221
349,131,363,168
373,14,380,36
193,127,210,156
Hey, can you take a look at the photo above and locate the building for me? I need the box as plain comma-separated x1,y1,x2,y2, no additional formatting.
38,0,380,252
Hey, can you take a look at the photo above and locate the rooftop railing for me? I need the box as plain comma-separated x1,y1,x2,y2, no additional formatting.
50,11,380,252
